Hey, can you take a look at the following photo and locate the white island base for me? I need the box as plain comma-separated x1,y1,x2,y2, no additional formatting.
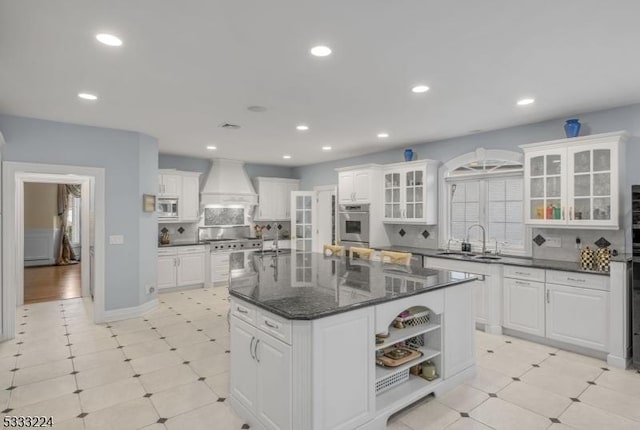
229,281,476,430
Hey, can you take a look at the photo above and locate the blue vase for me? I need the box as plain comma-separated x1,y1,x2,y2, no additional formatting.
564,119,581,138
404,149,414,162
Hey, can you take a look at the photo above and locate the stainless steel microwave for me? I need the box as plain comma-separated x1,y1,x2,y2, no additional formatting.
158,198,179,219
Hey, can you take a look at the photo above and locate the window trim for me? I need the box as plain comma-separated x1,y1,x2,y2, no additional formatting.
438,148,532,256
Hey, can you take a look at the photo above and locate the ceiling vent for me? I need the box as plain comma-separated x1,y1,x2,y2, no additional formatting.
219,123,241,130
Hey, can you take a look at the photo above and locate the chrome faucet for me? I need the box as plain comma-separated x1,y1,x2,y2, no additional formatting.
466,224,487,255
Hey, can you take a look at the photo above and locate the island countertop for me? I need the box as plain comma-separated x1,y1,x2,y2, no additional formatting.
228,252,477,320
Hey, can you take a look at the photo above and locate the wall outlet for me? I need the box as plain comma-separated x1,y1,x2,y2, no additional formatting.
145,285,156,295
544,236,562,248
109,235,125,245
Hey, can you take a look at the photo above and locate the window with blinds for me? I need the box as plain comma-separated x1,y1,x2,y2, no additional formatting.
448,176,525,253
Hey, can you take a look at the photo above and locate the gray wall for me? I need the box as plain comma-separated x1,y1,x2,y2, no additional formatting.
159,153,296,188
0,114,159,311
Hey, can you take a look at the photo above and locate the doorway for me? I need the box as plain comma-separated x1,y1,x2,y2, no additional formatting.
2,162,106,340
23,182,83,304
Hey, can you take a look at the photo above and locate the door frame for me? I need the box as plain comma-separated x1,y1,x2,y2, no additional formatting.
2,162,106,340
313,185,338,252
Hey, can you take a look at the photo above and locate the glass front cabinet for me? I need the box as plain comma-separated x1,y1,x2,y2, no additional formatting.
522,132,626,229
383,159,439,225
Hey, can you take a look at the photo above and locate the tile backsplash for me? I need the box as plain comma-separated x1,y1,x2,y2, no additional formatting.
158,223,199,242
385,224,438,249
531,227,625,261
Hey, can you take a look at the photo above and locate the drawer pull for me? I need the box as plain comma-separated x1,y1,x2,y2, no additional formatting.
567,277,585,283
515,271,530,276
264,320,278,329
515,280,530,286
249,336,255,359
237,307,248,314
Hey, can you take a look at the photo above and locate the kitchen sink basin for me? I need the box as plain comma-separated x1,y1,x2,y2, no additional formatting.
260,249,292,255
473,255,501,260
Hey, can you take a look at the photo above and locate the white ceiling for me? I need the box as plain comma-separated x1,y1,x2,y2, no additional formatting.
2,1,640,166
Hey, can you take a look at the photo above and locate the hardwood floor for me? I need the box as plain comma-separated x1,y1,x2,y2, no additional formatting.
24,264,82,304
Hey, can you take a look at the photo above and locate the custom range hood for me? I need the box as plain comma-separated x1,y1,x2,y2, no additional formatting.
200,159,258,207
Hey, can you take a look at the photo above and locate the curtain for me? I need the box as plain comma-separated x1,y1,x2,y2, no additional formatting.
56,184,81,265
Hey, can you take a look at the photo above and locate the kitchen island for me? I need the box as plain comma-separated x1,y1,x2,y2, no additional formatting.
228,252,478,430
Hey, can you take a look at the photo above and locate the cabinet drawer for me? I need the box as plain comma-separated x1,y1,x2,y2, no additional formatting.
231,299,257,325
158,248,178,256
546,270,609,291
257,310,292,345
503,265,545,282
178,246,206,255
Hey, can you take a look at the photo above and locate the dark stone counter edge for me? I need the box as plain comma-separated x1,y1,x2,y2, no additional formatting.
376,246,632,277
229,276,478,321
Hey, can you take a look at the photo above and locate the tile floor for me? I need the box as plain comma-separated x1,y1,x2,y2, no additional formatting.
2,289,640,430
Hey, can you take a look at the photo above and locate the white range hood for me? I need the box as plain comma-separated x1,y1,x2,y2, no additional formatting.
200,159,258,207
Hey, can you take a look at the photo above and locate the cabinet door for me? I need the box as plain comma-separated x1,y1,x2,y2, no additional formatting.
338,172,354,203
230,317,258,411
404,167,426,221
503,278,545,336
524,150,567,225
546,283,609,351
157,255,177,290
176,253,205,287
256,333,292,430
567,142,617,228
157,174,164,195
383,170,401,220
162,174,182,196
283,182,298,219
353,170,370,202
180,175,200,221
473,280,487,324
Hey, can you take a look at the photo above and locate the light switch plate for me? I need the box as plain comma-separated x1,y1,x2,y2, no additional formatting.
109,235,125,245
544,236,561,248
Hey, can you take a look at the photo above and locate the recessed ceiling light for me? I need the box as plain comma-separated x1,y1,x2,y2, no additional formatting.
77,92,98,100
283,155,292,159
206,145,217,150
322,146,332,151
517,98,535,106
411,85,430,94
310,45,332,57
296,125,309,131
95,33,123,47
377,133,389,138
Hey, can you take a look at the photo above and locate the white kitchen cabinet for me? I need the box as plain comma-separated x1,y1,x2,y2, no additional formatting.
503,277,546,337
254,177,300,221
157,254,178,290
546,283,609,351
180,173,201,222
158,172,181,197
521,131,626,229
158,170,201,222
337,169,373,204
382,160,438,224
231,313,293,430
157,246,206,290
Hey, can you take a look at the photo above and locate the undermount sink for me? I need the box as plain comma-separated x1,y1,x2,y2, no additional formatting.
473,255,501,261
260,249,292,255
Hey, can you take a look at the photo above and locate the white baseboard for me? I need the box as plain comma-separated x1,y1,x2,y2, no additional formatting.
103,298,159,322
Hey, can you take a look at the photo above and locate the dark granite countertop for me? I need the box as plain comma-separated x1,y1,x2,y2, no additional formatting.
228,252,477,320
375,246,631,276
158,241,208,248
